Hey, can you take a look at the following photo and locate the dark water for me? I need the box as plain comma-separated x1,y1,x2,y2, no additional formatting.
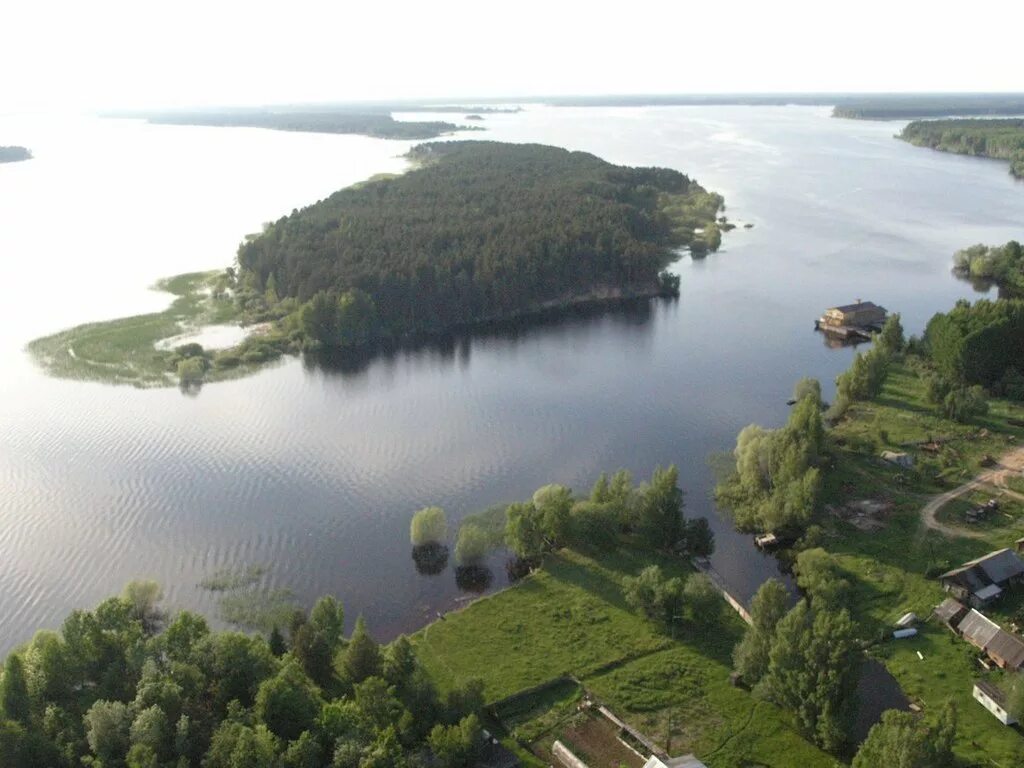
1,106,1022,656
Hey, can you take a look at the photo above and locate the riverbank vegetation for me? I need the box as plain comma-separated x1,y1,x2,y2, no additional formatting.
952,240,1024,294
899,119,1024,178
144,110,478,140
236,141,725,351
0,582,494,768
715,295,1024,764
416,466,715,581
0,145,32,163
404,468,845,764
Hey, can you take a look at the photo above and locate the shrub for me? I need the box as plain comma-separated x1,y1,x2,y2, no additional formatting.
410,507,448,547
454,525,490,566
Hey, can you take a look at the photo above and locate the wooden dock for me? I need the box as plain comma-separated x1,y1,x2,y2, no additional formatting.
692,558,752,626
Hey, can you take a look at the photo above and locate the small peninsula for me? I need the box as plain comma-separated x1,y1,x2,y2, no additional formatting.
28,142,725,389
237,140,725,349
899,119,1024,178
0,145,32,163
143,110,480,140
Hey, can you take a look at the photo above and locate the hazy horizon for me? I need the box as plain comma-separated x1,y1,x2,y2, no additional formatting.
3,0,1023,114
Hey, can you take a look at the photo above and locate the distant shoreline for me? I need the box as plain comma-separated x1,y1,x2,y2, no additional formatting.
0,145,32,163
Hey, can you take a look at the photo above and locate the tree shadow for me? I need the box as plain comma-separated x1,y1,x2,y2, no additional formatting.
455,565,494,593
412,543,449,576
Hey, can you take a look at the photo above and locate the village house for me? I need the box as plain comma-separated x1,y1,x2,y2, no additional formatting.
943,606,1024,671
956,609,1001,652
973,681,1018,726
939,548,1024,607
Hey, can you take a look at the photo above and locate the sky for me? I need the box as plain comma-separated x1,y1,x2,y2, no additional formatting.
3,0,1024,113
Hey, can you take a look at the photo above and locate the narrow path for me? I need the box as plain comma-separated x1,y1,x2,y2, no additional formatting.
920,447,1024,539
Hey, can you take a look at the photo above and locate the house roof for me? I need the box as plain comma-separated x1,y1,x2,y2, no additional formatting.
975,584,1004,602
940,548,1024,589
977,549,1024,583
986,630,1024,669
975,680,1009,707
831,301,884,314
958,609,1001,648
934,597,967,623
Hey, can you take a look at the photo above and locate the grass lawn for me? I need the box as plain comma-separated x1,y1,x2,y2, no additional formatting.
27,271,274,387
414,549,839,768
820,358,1024,765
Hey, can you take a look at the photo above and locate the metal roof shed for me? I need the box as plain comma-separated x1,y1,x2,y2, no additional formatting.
986,630,1024,670
934,598,967,625
958,609,1001,650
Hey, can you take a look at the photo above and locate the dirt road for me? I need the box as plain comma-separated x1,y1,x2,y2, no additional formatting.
920,447,1024,539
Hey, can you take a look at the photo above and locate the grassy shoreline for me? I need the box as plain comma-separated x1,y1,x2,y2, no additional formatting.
26,270,280,388
413,548,839,767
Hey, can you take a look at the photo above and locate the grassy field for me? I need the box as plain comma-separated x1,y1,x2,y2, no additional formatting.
821,358,1024,765
27,271,276,387
414,549,839,768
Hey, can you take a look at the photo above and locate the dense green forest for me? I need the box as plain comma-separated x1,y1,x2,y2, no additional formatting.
832,95,1024,120
0,146,32,163
0,583,488,768
924,298,1024,392
145,112,477,140
236,141,724,349
899,119,1024,178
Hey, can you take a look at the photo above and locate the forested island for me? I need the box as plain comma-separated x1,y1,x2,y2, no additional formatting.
27,141,724,390
899,119,1024,178
0,145,32,163
235,141,725,350
143,111,478,140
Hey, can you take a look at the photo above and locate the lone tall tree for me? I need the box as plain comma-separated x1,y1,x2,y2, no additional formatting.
1,655,30,724
732,578,790,685
637,465,684,548
343,617,381,685
757,600,860,753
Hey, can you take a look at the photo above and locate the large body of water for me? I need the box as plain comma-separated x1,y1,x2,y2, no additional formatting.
0,106,1021,654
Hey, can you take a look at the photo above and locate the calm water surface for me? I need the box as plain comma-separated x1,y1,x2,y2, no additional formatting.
1,106,1021,654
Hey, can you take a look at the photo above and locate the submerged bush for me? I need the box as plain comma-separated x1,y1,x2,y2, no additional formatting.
410,507,448,547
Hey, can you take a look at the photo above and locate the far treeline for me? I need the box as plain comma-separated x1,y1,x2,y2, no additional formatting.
0,146,32,163
232,141,724,354
832,94,1024,120
143,111,477,140
899,119,1024,178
